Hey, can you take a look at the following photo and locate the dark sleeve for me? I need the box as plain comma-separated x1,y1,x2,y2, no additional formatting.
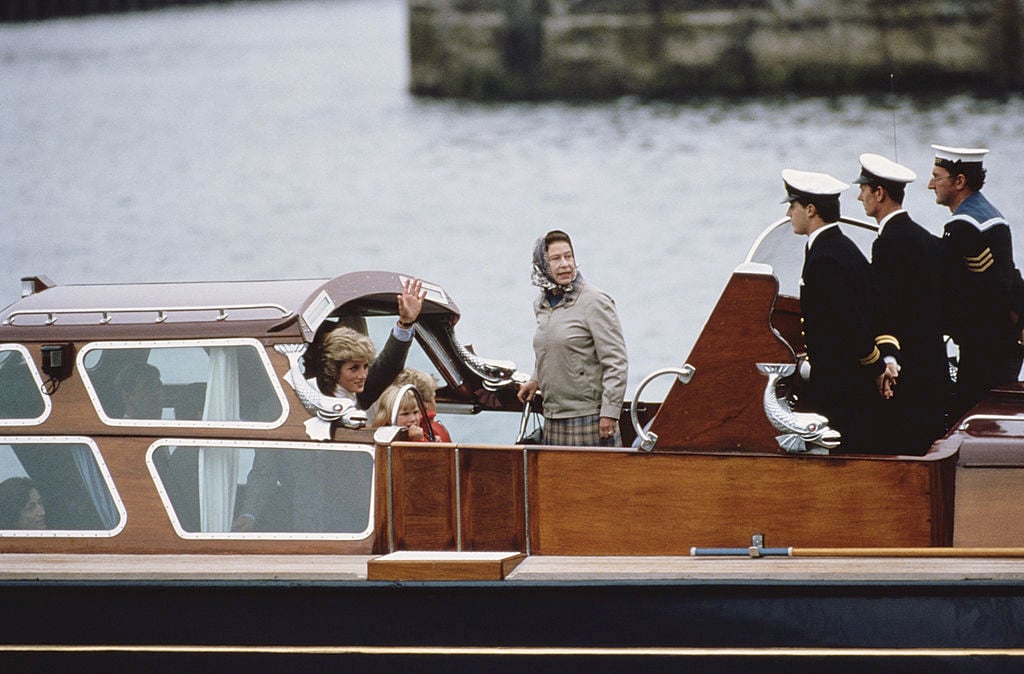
807,252,884,374
1013,269,1024,328
945,219,1014,293
358,332,412,409
946,219,1021,328
870,238,902,363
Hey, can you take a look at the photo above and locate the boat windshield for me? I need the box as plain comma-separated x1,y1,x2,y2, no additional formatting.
744,217,878,297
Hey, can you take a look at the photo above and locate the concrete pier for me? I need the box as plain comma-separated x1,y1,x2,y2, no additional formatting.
409,0,1024,99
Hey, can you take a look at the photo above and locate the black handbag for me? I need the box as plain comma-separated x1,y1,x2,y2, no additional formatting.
516,399,544,445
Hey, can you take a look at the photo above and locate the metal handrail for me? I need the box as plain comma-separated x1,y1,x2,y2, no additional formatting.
2,303,291,326
957,414,1024,432
630,365,695,451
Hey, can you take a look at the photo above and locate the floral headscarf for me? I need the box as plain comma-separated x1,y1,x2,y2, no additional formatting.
530,231,583,295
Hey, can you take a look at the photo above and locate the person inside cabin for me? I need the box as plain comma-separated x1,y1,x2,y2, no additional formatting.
516,230,628,446
854,153,949,455
929,144,1024,421
114,362,164,419
784,169,885,453
393,368,451,442
371,383,429,441
230,278,426,533
0,477,47,530
313,277,427,410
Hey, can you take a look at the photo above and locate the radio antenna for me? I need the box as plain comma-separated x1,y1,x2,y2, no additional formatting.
890,73,898,162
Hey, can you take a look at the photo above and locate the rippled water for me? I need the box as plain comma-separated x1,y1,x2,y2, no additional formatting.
2,0,1023,399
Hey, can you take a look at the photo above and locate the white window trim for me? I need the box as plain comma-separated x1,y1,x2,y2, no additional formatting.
0,344,52,427
0,436,126,537
78,338,289,429
146,438,376,541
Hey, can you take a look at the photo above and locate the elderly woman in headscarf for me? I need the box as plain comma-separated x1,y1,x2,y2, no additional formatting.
517,230,628,446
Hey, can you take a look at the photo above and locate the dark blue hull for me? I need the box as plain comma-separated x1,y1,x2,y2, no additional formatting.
3,578,1024,672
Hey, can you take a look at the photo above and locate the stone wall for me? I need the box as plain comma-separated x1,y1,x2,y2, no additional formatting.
408,0,1024,99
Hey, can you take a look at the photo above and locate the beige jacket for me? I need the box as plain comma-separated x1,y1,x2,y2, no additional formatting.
530,281,628,419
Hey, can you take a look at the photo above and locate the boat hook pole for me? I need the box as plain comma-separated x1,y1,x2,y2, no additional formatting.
692,547,1024,558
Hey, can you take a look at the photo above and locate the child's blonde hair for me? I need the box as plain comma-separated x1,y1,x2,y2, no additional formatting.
393,368,438,404
373,384,420,427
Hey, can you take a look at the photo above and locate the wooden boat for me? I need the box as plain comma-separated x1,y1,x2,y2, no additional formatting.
2,218,1023,670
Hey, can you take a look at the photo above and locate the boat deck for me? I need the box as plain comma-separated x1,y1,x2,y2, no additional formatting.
4,553,1024,583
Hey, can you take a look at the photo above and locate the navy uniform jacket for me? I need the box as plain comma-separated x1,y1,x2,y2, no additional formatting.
800,225,883,453
941,192,1024,419
871,211,949,454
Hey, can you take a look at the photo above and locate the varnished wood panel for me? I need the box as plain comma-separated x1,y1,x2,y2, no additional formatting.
367,551,525,581
459,449,525,552
528,448,955,555
389,445,457,551
649,271,795,453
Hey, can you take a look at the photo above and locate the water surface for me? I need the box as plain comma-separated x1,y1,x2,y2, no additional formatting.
3,0,1023,402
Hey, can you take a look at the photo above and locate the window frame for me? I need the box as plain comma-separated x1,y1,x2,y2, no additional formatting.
78,338,289,429
0,436,126,537
0,344,52,427
145,438,377,541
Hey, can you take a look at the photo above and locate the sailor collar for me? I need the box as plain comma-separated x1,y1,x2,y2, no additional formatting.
951,192,1006,231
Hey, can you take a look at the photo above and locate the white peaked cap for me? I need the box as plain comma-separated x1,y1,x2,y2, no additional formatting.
781,169,849,203
932,144,989,164
854,153,917,185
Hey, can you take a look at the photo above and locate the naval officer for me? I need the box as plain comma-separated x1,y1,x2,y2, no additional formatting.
784,169,883,453
855,153,948,455
930,145,1024,421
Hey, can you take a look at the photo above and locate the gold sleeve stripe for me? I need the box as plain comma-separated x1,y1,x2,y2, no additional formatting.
964,248,994,272
964,248,993,263
859,347,881,366
968,257,994,273
875,335,900,349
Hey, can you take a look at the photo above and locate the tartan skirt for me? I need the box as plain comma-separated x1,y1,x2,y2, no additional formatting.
543,414,622,447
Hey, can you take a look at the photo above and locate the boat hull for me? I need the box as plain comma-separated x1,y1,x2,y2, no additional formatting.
2,563,1023,672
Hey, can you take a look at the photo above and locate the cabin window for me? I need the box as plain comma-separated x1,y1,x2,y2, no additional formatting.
0,438,124,536
79,339,287,428
148,440,375,539
0,345,51,425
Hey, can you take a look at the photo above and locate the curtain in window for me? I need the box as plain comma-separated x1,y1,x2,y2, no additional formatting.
70,445,119,529
198,347,241,532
